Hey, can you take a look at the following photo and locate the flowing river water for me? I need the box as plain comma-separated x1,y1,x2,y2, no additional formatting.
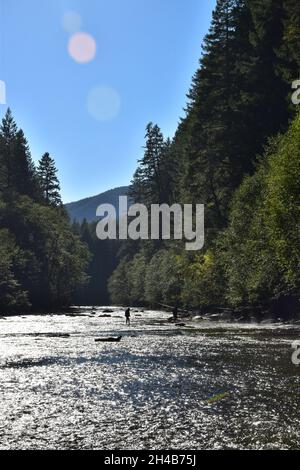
0,307,299,450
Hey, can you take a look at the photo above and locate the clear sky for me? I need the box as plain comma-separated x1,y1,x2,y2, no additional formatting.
0,0,216,203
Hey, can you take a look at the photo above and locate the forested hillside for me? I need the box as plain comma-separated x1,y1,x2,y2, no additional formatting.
65,186,129,223
0,110,90,312
108,0,300,317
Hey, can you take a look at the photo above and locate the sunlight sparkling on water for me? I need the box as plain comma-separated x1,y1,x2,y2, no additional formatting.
0,309,299,450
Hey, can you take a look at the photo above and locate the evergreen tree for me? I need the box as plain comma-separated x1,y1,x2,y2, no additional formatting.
37,153,62,206
0,109,42,201
181,0,249,231
0,108,18,197
130,123,166,206
15,129,42,200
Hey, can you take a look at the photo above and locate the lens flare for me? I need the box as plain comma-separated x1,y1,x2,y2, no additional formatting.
68,32,96,64
87,86,121,121
62,11,82,33
0,80,6,104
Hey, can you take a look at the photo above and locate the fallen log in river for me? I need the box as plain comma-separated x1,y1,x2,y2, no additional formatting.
95,336,122,343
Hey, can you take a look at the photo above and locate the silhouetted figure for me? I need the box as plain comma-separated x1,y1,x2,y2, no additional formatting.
172,306,178,321
125,307,131,326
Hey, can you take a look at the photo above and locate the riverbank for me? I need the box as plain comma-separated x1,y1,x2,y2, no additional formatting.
1,304,300,324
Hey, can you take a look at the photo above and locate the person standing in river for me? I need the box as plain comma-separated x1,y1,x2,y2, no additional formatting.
125,307,131,326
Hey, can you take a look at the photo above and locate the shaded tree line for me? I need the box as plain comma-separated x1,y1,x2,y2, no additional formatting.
0,109,90,313
71,219,119,306
108,0,300,317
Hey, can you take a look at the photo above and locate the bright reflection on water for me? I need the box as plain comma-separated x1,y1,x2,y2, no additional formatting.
0,308,299,450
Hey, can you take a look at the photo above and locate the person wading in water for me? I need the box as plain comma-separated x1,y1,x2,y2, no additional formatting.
125,307,131,326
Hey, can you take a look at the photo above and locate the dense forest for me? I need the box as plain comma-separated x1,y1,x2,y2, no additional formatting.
1,0,299,317
0,109,90,312
108,0,300,317
71,219,119,305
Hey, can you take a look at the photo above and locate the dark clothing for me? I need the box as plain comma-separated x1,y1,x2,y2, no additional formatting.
125,308,131,325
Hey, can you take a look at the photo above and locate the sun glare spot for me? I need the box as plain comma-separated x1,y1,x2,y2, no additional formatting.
62,11,82,33
87,86,121,121
68,32,96,64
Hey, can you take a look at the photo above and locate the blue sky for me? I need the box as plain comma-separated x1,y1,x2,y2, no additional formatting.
0,0,216,203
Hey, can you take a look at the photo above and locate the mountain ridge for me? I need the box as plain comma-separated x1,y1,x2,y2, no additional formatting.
65,186,129,223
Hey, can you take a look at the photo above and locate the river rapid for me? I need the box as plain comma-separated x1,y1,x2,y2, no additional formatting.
0,307,299,450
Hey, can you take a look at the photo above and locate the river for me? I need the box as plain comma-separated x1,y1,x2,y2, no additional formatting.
0,307,299,450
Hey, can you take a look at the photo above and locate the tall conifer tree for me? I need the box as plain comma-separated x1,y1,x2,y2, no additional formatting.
37,152,62,206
